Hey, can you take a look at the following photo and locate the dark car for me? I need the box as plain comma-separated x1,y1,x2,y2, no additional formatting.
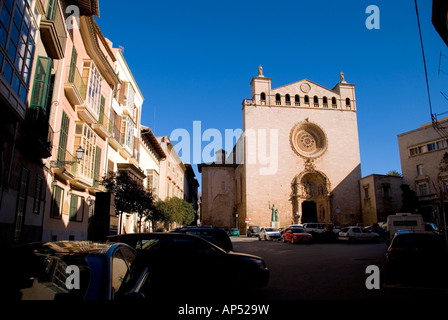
386,231,448,277
247,225,260,238
108,233,269,299
171,226,234,251
1,241,150,301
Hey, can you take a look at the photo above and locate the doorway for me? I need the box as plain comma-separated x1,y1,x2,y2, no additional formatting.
302,201,317,223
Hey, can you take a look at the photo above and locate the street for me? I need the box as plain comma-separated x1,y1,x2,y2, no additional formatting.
231,237,448,300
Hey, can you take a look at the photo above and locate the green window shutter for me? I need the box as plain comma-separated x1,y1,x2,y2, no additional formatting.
98,95,105,125
69,194,79,220
46,0,56,20
30,56,53,112
57,112,70,162
51,185,63,219
68,47,78,83
93,146,101,188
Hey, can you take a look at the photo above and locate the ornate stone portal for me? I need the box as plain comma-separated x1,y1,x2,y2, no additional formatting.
291,163,331,224
290,122,331,223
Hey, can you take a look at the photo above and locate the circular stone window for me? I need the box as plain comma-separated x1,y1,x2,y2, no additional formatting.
290,121,327,158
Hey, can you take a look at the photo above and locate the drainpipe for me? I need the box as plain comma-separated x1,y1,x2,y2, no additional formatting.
6,122,19,187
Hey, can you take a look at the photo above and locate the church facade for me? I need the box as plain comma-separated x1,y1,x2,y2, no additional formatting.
199,67,362,232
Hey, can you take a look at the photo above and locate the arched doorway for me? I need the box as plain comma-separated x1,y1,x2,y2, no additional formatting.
291,168,331,224
302,201,317,222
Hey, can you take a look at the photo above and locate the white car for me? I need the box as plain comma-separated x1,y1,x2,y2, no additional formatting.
338,226,379,242
258,227,282,241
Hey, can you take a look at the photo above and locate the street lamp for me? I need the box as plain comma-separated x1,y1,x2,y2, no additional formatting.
50,146,85,168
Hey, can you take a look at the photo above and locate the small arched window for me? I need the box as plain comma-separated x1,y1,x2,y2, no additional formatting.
313,96,319,107
260,92,266,101
323,97,328,107
275,93,281,105
332,97,337,108
304,95,309,105
346,98,351,109
295,95,300,106
285,94,291,105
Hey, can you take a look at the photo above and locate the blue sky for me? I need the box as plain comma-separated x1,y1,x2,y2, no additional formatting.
97,0,448,188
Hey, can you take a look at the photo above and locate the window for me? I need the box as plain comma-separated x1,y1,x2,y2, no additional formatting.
0,0,36,103
304,95,309,105
14,166,30,240
75,123,97,182
418,183,429,196
382,184,391,198
295,95,300,106
437,140,447,149
313,96,319,107
147,169,160,195
32,176,43,215
84,61,102,117
50,185,64,219
285,94,291,105
427,143,436,152
417,164,424,176
260,92,266,102
332,97,337,107
345,98,351,109
30,56,53,113
363,185,369,199
121,115,134,152
275,93,281,105
323,96,328,107
69,194,84,221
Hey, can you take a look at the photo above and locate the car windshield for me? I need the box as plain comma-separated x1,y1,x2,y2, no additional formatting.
392,234,439,250
291,228,306,233
10,245,92,300
265,228,277,232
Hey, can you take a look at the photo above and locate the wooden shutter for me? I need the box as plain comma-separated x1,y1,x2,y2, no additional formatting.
30,56,52,111
68,47,78,83
98,95,105,125
57,112,70,161
93,146,102,188
118,80,126,105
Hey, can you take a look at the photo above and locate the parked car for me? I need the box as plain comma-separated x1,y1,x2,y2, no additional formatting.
258,227,282,241
338,226,380,242
2,241,149,301
386,231,447,275
107,233,269,298
171,226,234,251
302,223,340,235
228,228,240,236
247,225,261,237
282,227,313,244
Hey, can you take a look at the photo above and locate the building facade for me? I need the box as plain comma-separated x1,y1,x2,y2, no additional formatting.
360,174,403,226
398,118,448,224
200,68,362,232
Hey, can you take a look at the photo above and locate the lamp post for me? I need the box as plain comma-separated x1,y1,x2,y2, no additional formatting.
50,146,84,168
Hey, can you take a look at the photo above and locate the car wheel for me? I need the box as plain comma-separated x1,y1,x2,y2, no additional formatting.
349,237,356,243
290,237,295,244
282,237,286,243
258,236,261,241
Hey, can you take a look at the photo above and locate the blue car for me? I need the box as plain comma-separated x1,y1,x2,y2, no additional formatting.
3,241,149,301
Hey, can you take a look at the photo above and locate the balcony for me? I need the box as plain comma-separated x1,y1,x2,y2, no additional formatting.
23,107,53,159
76,104,97,124
109,125,123,150
64,65,86,106
52,148,77,181
92,112,113,139
39,0,67,59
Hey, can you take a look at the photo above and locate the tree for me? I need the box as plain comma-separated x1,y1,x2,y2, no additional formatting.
101,171,153,233
398,184,419,214
386,170,402,177
151,197,195,231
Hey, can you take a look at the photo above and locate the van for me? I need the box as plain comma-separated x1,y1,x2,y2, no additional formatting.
386,213,425,239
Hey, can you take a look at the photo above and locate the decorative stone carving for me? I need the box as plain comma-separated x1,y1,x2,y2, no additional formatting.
290,121,328,159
